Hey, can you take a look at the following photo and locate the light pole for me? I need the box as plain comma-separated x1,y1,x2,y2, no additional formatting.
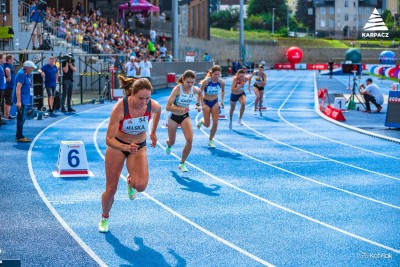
272,8,275,35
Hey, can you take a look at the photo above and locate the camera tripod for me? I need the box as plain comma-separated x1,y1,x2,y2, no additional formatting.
346,71,365,110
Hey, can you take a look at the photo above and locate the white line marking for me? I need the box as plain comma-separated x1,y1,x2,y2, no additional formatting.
28,106,112,267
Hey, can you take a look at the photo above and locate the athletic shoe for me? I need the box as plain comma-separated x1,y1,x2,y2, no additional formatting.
127,175,138,200
197,120,203,129
229,121,232,130
208,140,216,148
376,106,382,113
16,137,30,143
259,110,263,116
6,115,15,120
178,162,188,172
98,218,109,233
166,146,171,154
68,108,76,112
238,119,244,126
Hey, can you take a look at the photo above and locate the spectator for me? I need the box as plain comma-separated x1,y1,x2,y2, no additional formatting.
0,54,6,124
159,44,167,59
61,56,77,112
124,56,139,78
149,27,157,44
158,12,166,22
30,0,44,49
38,56,59,113
3,55,16,119
147,38,156,57
138,55,152,82
13,61,37,142
359,78,384,113
203,52,211,62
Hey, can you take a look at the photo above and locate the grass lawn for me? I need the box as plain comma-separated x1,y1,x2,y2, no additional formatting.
211,28,399,49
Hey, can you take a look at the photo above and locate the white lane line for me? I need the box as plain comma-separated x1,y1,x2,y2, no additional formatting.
28,106,113,267
157,120,400,254
197,112,400,210
93,118,275,267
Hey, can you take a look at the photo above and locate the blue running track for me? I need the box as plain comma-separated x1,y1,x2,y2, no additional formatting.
1,70,399,266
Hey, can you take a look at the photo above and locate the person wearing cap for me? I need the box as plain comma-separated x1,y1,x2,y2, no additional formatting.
124,56,139,78
12,61,37,142
359,78,384,113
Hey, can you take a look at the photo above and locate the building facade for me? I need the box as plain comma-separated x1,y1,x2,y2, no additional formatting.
314,0,398,38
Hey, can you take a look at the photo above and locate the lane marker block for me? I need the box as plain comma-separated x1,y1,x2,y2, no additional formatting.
219,105,227,120
323,105,346,121
52,141,93,178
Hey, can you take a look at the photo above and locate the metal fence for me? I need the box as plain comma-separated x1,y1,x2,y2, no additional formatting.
7,50,213,106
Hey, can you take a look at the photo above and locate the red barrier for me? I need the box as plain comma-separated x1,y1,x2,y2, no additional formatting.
323,105,346,121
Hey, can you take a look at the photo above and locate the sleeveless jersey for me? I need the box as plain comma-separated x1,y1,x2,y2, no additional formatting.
119,96,152,135
254,71,265,86
204,78,221,96
234,76,245,93
173,85,195,108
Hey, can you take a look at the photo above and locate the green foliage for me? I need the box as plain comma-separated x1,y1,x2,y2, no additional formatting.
210,9,240,30
245,14,269,30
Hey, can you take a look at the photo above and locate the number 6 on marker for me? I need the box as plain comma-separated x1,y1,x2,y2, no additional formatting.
68,149,80,167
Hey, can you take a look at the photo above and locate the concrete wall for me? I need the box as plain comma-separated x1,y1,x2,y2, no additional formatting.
179,36,400,66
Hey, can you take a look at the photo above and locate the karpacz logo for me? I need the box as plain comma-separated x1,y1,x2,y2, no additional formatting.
362,8,389,38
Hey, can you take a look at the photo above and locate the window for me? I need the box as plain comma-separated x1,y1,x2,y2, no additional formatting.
358,20,363,27
345,14,348,21
329,7,334,15
345,1,348,7
308,8,313,15
320,7,326,15
353,2,356,7
337,8,341,14
329,19,334,28
366,8,370,15
320,20,326,28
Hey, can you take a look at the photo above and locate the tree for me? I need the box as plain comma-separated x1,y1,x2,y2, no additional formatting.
210,8,240,30
247,0,287,17
295,0,309,26
247,0,288,31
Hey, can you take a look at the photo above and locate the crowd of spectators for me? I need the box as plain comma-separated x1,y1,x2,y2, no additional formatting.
22,0,173,64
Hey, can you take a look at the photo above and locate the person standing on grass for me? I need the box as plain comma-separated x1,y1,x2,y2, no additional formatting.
165,70,202,172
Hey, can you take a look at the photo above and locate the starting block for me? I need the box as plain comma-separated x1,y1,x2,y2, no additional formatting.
219,105,227,120
255,105,267,111
323,105,346,121
52,141,93,178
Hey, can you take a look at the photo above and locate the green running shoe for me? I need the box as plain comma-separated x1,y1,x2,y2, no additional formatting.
208,140,216,148
166,146,171,154
98,218,109,233
127,175,138,200
197,120,203,129
178,162,188,172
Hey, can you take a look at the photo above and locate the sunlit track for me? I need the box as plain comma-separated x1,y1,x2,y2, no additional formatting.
25,72,400,266
93,118,275,267
152,136,400,254
238,73,400,182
